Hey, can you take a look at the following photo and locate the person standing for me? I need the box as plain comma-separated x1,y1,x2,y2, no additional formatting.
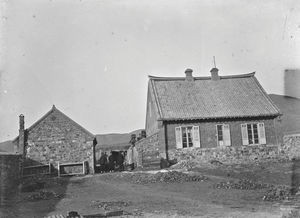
108,151,115,172
116,152,124,171
99,152,108,173
126,134,138,171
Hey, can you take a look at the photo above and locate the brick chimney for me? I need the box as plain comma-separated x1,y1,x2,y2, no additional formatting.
210,67,220,81
18,114,25,155
185,68,194,81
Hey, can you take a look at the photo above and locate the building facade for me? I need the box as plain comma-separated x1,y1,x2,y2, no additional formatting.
139,68,283,167
13,105,96,174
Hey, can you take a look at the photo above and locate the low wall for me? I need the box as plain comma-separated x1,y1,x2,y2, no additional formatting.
136,133,159,168
0,154,22,207
168,134,300,165
136,134,300,167
280,134,300,159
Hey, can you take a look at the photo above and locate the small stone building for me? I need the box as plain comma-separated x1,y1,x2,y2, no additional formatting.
137,68,283,167
13,105,96,174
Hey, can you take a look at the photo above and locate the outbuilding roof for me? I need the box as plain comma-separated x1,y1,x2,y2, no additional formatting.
13,105,95,143
148,72,281,121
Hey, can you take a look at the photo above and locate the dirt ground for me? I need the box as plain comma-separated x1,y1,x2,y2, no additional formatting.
3,160,300,218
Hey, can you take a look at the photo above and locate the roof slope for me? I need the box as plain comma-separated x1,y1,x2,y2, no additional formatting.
13,105,94,142
149,73,281,120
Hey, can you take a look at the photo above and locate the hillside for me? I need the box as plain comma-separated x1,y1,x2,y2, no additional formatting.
95,129,143,150
269,94,300,134
0,140,14,153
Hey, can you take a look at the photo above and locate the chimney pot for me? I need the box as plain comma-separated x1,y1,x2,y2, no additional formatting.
210,67,220,81
19,114,24,130
185,68,194,81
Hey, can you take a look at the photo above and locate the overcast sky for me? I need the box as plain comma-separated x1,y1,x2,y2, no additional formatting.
0,0,299,142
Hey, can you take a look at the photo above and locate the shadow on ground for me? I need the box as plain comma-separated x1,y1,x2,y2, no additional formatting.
0,158,71,218
291,159,300,195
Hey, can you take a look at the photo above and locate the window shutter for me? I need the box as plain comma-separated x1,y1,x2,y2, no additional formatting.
175,127,183,149
241,124,249,145
223,124,231,146
258,123,266,144
192,126,201,148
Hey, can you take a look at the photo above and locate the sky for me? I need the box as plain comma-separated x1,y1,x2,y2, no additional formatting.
0,0,300,142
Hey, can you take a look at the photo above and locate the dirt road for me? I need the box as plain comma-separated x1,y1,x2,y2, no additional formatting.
3,170,294,217
3,160,300,217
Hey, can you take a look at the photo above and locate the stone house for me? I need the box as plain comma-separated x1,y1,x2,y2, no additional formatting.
13,105,96,174
137,68,283,167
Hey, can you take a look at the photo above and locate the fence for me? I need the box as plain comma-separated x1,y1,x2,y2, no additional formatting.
22,163,52,177
58,161,87,177
22,161,88,177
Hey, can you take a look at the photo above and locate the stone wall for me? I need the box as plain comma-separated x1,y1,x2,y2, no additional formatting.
167,134,300,165
136,133,160,168
24,109,94,173
0,154,21,206
280,134,300,160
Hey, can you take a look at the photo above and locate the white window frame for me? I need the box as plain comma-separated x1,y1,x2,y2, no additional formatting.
175,125,201,149
241,122,266,145
247,123,259,145
216,124,231,147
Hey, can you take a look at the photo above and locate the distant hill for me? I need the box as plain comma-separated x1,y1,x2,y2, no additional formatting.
269,94,300,134
95,129,143,151
3,94,297,151
0,140,14,153
0,129,144,153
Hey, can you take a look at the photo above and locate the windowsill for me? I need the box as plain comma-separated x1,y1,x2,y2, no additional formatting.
246,143,266,146
218,145,231,148
181,147,195,149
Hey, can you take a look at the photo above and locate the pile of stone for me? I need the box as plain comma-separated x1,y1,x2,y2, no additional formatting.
26,190,64,201
262,186,292,201
90,200,131,211
113,171,208,184
151,171,208,183
215,179,294,201
214,179,272,190
170,160,196,170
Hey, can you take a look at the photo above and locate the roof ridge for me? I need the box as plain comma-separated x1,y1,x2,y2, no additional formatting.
53,107,95,137
148,72,255,81
13,106,94,142
158,114,280,121
26,106,56,132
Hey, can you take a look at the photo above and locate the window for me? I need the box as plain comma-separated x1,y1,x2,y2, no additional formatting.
217,125,223,141
241,122,266,145
175,126,200,149
216,124,231,146
182,126,193,148
247,123,259,144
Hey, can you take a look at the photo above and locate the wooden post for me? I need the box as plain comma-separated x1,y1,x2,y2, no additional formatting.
92,140,96,174
82,161,85,175
57,162,60,177
48,162,51,175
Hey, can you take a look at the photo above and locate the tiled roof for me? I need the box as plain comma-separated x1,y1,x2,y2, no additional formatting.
149,72,281,120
